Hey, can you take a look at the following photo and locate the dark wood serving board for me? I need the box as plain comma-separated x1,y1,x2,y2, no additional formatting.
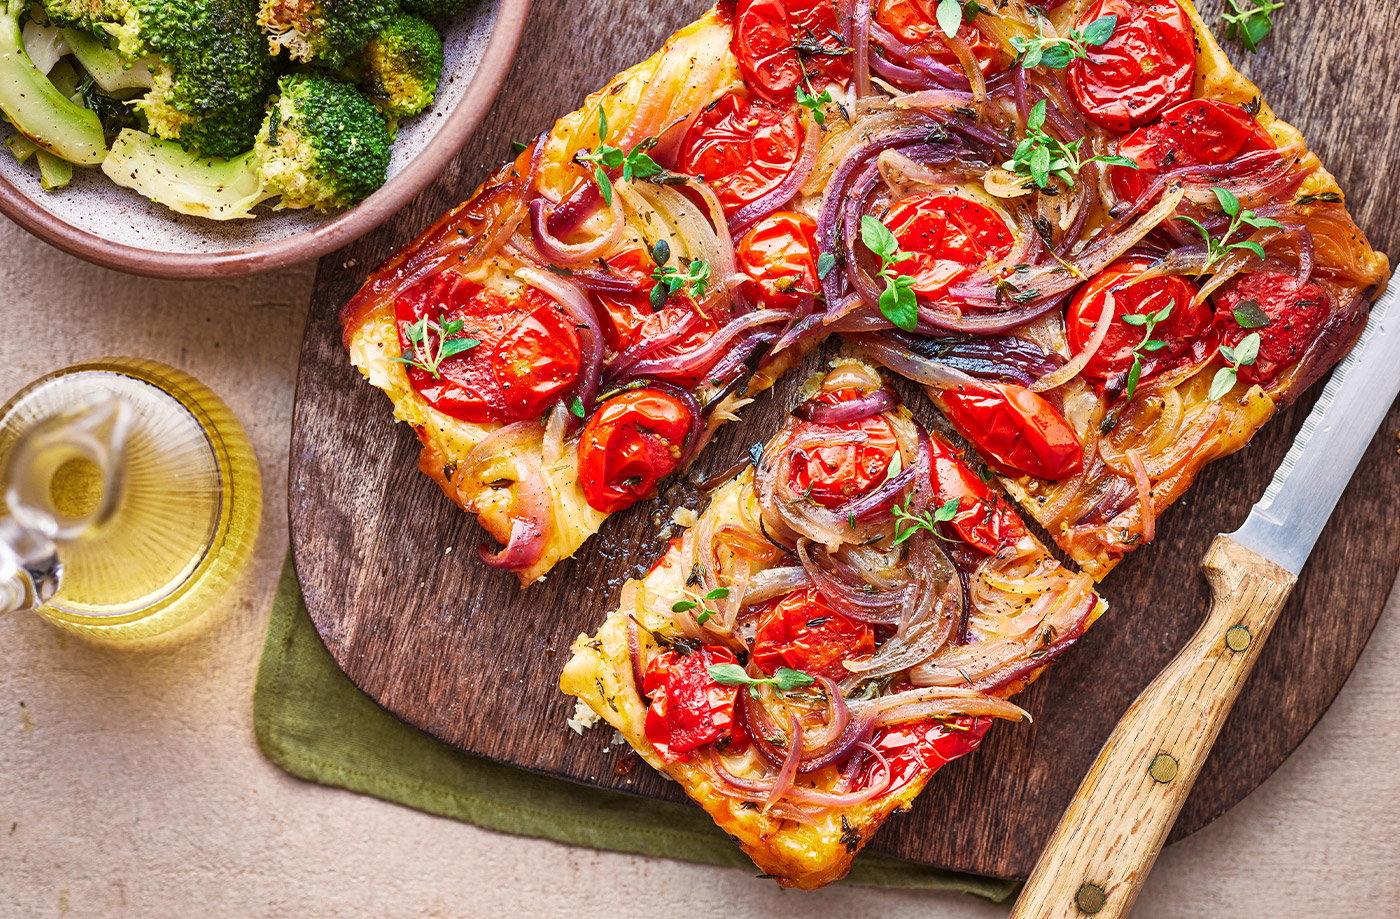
289,0,1400,880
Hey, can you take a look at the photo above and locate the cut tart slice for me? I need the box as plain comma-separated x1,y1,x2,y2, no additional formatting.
561,360,1106,888
837,0,1389,578
343,0,1385,586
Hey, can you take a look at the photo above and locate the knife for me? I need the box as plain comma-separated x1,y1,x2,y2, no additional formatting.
1009,283,1400,919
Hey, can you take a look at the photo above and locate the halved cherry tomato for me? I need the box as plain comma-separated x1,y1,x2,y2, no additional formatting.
736,211,821,309
577,389,694,513
874,0,1003,74
732,0,850,105
785,387,900,508
591,245,657,351
928,434,1027,553
1111,99,1278,203
857,716,990,793
642,646,741,764
882,193,1014,303
395,272,581,424
751,587,876,679
938,383,1083,480
1066,257,1211,391
676,92,804,216
1067,0,1196,133
1214,271,1331,388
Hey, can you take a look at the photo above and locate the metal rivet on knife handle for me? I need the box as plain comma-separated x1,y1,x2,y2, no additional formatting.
1074,883,1107,915
1225,624,1253,652
1148,753,1178,784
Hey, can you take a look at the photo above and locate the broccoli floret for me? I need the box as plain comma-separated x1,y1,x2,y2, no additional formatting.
257,74,391,208
259,0,398,67
356,13,443,120
400,0,475,17
0,0,106,164
104,0,275,160
39,0,129,33
102,74,391,218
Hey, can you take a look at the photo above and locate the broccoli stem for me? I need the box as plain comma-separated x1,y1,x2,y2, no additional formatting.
64,28,154,94
36,149,73,189
0,0,106,165
101,129,272,220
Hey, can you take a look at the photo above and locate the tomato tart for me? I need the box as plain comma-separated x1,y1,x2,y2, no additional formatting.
562,360,1105,888
339,0,1388,888
343,0,1385,584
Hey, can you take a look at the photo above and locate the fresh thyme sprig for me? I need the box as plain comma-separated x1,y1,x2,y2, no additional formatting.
1173,187,1284,271
1206,302,1272,400
673,586,731,626
1004,101,1137,189
575,106,665,206
707,663,816,697
1209,332,1263,400
934,0,983,39
393,317,480,378
649,238,711,308
1009,14,1117,69
791,30,851,127
1223,0,1285,53
1119,298,1175,402
891,496,962,545
859,215,920,331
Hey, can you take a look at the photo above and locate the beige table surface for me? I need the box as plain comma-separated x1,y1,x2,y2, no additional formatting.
1,215,1398,917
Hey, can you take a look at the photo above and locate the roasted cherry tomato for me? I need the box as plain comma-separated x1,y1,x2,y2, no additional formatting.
882,193,1014,303
1066,257,1211,391
591,245,658,351
736,211,821,309
858,716,990,792
751,587,876,679
785,387,900,508
1067,0,1196,133
732,0,850,105
577,389,694,513
676,92,804,216
588,245,730,386
642,646,741,764
938,383,1083,480
874,0,1003,74
1111,99,1278,203
1215,271,1331,388
928,434,1027,554
395,272,581,424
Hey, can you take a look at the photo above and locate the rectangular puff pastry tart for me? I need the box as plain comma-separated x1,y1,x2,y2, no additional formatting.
340,0,1388,888
343,0,1385,585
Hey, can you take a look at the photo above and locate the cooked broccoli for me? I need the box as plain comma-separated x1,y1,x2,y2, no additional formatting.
257,73,392,208
0,0,106,164
356,13,443,120
103,0,276,160
259,0,398,67
400,0,475,17
64,27,154,94
102,74,392,218
39,0,129,33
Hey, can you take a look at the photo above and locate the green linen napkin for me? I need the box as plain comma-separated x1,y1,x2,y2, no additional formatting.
254,558,1019,900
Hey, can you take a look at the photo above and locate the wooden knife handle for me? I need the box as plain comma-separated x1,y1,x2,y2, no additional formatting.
1009,534,1298,919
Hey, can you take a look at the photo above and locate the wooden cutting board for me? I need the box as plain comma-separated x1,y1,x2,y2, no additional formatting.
288,0,1400,880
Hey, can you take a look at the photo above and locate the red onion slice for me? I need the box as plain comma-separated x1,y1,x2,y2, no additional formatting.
793,386,901,424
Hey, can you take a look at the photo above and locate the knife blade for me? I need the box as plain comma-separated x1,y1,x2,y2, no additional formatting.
1011,281,1400,919
1232,284,1400,573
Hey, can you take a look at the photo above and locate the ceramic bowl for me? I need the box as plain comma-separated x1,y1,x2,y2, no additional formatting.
0,0,529,279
